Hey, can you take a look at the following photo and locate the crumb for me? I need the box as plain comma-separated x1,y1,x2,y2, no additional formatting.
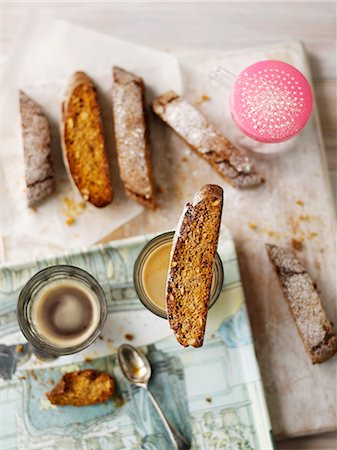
296,200,304,206
66,216,75,226
98,335,104,340
308,232,318,239
107,338,113,343
195,94,211,106
63,196,77,211
205,397,212,403
299,214,310,221
113,392,125,408
49,378,54,385
291,239,303,250
19,376,27,381
28,370,37,380
16,344,24,353
248,222,257,231
288,217,299,235
30,207,37,213
61,196,86,225
314,260,321,270
201,94,210,102
181,156,188,163
320,248,325,253
266,230,280,238
124,334,134,341
84,356,93,363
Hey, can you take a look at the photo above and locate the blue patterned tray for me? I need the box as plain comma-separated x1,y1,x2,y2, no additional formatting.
0,228,274,449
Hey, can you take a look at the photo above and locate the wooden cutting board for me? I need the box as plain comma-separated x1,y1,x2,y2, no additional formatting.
103,41,336,439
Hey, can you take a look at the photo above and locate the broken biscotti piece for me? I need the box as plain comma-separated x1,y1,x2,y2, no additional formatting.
266,243,337,364
112,67,155,208
19,91,56,207
61,72,112,207
152,91,264,188
47,370,114,406
166,184,223,348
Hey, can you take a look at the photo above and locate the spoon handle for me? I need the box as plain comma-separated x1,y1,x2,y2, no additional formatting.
146,387,190,450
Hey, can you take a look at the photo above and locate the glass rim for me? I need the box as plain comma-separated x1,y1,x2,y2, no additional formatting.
17,265,107,356
133,231,224,319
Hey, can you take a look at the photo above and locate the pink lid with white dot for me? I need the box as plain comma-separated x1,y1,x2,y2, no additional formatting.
230,60,313,143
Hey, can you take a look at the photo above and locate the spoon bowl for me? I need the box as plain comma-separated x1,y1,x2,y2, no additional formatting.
118,343,151,385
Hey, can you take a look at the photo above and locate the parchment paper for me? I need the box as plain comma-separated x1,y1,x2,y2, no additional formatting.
1,12,182,263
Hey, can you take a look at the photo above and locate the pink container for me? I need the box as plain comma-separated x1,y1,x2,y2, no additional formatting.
230,60,313,144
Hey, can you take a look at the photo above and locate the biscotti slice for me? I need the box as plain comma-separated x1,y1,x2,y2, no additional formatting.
266,244,337,364
47,370,114,406
112,67,155,208
166,184,223,348
61,72,112,207
153,91,264,188
19,91,55,207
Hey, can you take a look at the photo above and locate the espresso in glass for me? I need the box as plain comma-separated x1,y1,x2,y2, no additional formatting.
17,265,107,356
32,279,100,348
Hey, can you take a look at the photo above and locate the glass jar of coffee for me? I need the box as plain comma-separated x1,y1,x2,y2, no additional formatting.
17,265,107,357
133,231,224,319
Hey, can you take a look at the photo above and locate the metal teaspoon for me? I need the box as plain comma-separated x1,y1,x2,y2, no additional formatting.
118,343,191,450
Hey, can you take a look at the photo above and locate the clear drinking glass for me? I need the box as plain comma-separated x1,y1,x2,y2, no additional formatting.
133,231,224,319
17,265,107,357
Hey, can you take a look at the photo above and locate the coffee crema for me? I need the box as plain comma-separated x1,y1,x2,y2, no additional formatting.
142,241,172,312
32,279,100,348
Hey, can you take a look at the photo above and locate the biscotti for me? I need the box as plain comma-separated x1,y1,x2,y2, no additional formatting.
112,67,155,208
47,370,114,406
166,184,223,348
61,72,112,207
152,91,264,188
266,244,337,364
19,91,55,207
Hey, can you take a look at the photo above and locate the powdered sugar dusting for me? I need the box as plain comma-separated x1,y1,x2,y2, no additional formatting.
155,94,254,175
112,68,153,199
231,61,313,143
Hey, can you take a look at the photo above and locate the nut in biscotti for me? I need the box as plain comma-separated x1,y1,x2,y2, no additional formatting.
166,184,223,348
47,369,114,406
266,243,337,364
61,72,112,208
152,91,264,189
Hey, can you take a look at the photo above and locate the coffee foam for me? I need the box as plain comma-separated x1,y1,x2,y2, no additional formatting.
32,279,101,348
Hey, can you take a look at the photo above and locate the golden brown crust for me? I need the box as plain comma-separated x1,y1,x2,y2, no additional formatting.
112,67,155,208
61,72,112,208
152,91,264,189
166,184,223,348
47,369,114,406
266,244,337,364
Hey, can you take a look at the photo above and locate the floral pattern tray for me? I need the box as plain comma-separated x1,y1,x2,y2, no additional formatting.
0,227,274,449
